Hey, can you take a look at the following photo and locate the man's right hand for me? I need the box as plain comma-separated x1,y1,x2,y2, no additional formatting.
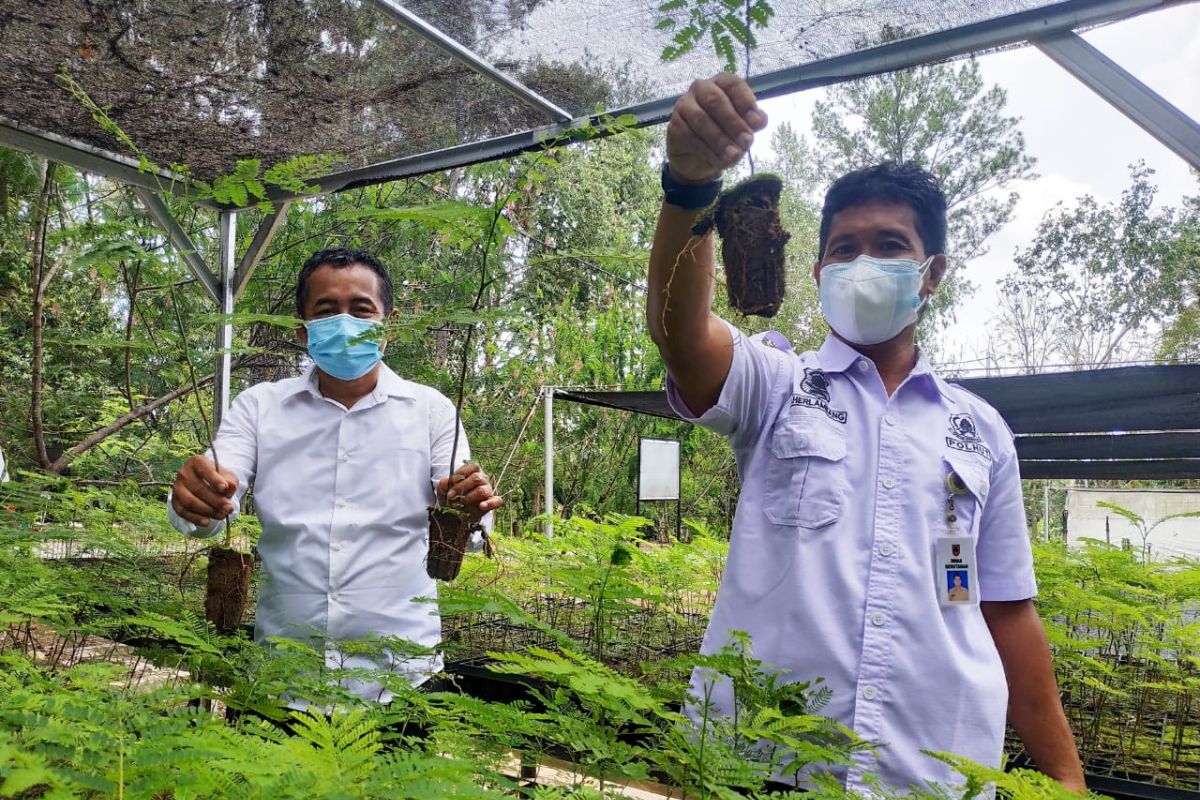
665,73,767,185
172,455,238,528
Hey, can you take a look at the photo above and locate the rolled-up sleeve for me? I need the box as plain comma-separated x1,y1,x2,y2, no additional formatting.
665,319,787,449
977,439,1037,602
167,390,259,538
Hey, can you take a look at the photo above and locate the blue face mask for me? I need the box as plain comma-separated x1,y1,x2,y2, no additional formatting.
304,313,383,380
819,255,934,345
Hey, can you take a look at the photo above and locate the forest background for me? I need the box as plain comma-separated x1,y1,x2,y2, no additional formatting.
0,3,1197,540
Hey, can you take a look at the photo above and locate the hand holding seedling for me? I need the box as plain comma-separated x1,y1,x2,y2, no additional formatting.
665,73,767,184
172,455,238,528
437,462,503,522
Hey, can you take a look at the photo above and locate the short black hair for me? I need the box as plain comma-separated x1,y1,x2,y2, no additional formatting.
817,162,947,261
295,248,394,318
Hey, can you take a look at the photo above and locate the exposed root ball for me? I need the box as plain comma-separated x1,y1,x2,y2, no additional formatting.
205,547,253,634
695,174,790,318
426,506,476,581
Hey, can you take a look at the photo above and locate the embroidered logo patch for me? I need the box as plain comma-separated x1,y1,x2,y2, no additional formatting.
800,368,831,401
791,368,847,423
946,412,992,461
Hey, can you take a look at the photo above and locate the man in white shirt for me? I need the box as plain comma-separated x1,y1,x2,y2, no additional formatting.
647,74,1084,793
169,247,502,701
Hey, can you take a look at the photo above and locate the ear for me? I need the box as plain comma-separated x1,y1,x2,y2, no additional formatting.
812,258,822,286
380,308,399,353
924,254,948,296
296,321,308,347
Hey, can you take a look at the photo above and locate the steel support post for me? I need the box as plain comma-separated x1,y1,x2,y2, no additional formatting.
1035,31,1200,171
134,187,221,303
544,388,554,538
234,201,290,300
213,211,237,430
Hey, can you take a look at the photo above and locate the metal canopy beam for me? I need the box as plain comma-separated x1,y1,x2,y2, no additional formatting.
367,0,572,123
214,212,236,426
134,187,221,303
233,202,291,300
0,0,1182,210
0,116,187,197
289,0,1177,204
1034,31,1200,171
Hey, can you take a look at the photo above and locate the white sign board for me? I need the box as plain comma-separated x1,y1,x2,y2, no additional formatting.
638,438,680,501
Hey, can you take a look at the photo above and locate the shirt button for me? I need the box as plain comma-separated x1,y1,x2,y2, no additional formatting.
332,542,343,552
856,361,869,372
795,434,808,448
338,451,349,462
881,477,896,490
331,592,341,603
862,686,877,701
336,498,347,508
884,414,897,426
870,612,886,627
878,543,895,557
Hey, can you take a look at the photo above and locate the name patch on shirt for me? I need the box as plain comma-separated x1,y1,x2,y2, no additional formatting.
791,369,848,424
945,412,991,461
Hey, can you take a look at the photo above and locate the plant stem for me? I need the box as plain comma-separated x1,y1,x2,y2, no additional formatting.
169,283,232,548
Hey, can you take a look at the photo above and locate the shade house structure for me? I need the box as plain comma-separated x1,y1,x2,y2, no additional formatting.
555,362,1200,485
2,0,1199,442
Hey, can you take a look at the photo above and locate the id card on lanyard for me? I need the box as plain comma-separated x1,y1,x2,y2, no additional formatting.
936,471,978,607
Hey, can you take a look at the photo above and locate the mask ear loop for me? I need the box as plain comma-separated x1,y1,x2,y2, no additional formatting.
915,255,941,312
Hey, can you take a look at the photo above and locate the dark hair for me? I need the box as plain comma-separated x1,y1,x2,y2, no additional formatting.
817,162,947,261
295,248,394,318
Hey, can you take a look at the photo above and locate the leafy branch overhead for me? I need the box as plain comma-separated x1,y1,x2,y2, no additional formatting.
56,69,335,209
656,0,775,73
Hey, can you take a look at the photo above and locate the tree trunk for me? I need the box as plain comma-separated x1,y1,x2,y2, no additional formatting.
47,372,219,474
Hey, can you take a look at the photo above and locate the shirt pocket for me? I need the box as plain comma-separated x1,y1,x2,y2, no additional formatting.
941,452,991,537
763,417,847,529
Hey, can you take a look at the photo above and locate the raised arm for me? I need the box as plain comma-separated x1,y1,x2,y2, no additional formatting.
647,74,766,416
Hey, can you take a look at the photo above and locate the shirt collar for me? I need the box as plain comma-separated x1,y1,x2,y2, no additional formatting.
284,363,417,404
815,334,956,405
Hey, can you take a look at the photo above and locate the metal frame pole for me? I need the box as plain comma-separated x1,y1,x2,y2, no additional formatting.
544,388,554,538
1035,31,1200,171
214,211,236,430
368,0,572,123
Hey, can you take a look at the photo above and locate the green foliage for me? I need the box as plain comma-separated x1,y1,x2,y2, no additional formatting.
1032,538,1200,783
1,493,1199,794
1003,163,1197,369
656,0,776,73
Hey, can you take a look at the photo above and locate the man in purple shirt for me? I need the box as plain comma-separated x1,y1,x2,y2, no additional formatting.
647,73,1084,794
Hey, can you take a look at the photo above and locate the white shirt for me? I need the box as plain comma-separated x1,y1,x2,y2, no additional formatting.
168,364,488,702
668,324,1035,793
0,445,8,482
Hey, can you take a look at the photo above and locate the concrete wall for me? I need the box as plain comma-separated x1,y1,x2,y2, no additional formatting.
1066,488,1200,561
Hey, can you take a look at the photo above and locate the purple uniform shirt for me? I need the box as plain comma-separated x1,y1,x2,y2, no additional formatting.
669,323,1036,793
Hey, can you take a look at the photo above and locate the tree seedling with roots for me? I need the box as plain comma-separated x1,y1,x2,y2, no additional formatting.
692,173,791,318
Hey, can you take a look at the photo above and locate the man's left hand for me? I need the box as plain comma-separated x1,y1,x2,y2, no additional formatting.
438,463,502,522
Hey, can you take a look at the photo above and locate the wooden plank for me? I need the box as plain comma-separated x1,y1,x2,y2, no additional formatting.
1019,459,1200,480
1016,432,1200,460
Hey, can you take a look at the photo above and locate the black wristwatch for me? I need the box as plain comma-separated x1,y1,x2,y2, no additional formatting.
661,162,722,209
